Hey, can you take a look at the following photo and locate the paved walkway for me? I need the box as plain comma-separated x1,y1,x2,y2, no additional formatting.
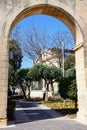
0,101,87,130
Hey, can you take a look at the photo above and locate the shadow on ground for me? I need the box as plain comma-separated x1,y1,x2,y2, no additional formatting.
13,101,63,125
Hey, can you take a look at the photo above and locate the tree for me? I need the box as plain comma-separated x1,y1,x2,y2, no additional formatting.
65,68,76,78
50,31,75,68
8,39,23,96
20,25,49,63
27,66,43,99
59,66,76,98
28,64,45,81
59,67,77,108
49,66,62,96
9,39,22,71
59,77,72,99
15,69,29,99
27,64,62,100
64,55,75,70
43,65,62,98
40,65,61,100
8,64,16,87
22,68,32,99
67,79,77,109
11,25,75,69
8,64,15,96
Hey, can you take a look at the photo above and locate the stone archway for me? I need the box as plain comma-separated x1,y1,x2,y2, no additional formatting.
0,0,87,126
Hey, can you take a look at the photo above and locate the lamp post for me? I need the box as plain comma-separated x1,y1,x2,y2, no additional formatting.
62,41,65,77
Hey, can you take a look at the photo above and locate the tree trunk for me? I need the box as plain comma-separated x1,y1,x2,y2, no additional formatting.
45,81,49,101
26,85,31,99
51,82,54,97
20,83,27,100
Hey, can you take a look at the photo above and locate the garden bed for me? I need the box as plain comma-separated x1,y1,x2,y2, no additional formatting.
42,99,78,118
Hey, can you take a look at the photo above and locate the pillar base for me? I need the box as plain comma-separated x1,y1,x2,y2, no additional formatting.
0,118,7,126
76,112,87,125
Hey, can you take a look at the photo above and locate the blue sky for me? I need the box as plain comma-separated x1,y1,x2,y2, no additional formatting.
12,14,74,68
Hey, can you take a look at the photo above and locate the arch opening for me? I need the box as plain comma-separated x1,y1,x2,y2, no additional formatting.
8,3,77,115
9,4,76,41
7,3,80,103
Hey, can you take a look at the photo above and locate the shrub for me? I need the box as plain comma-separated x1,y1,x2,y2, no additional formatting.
7,100,16,110
7,100,16,121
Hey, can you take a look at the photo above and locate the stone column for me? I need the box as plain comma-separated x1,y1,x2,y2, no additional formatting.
0,43,8,126
74,43,87,124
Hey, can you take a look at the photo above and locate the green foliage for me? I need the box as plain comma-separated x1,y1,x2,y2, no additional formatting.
58,54,77,103
67,79,77,100
8,64,16,86
59,77,72,99
65,68,76,78
16,64,62,85
59,78,77,101
7,100,16,110
50,66,62,81
15,68,29,83
27,64,45,81
43,65,62,82
64,55,75,70
9,39,22,71
7,100,16,121
15,68,30,99
27,64,62,83
9,39,23,88
15,68,31,89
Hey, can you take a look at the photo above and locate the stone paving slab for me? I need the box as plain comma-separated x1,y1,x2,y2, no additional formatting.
0,101,87,130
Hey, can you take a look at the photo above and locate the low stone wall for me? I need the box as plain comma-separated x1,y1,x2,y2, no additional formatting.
30,90,52,98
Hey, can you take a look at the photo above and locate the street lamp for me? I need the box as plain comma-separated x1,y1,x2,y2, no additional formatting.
62,41,65,77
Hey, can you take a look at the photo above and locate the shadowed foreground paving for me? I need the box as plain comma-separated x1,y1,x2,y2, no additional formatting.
0,101,87,130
